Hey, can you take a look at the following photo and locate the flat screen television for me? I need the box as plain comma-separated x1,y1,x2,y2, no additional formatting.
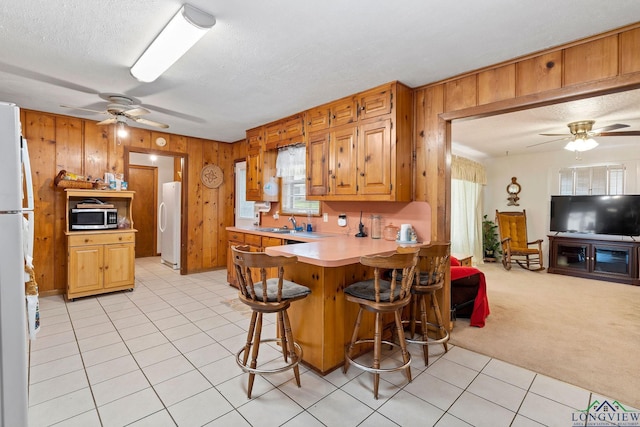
550,195,640,236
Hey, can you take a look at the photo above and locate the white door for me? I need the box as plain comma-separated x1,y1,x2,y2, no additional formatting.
235,161,256,228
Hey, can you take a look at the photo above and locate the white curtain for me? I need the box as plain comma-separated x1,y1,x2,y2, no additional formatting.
451,155,486,265
276,145,306,178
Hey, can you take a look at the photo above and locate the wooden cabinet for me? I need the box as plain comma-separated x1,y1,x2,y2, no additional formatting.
306,131,330,196
226,230,284,287
329,97,357,127
305,98,358,134
306,81,413,201
264,114,304,150
548,235,640,285
65,189,136,300
227,231,245,287
246,127,278,202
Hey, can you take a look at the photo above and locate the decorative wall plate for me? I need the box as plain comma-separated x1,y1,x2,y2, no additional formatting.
201,164,223,189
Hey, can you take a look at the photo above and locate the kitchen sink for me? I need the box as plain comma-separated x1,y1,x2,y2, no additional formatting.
254,227,336,238
255,227,294,233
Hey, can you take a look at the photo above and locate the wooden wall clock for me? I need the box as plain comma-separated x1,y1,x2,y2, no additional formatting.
201,164,223,189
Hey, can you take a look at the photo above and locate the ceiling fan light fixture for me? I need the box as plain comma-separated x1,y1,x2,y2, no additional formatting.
564,134,598,152
130,4,216,83
116,116,129,138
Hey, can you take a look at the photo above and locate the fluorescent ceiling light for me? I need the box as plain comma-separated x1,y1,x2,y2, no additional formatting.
564,135,598,152
130,4,216,83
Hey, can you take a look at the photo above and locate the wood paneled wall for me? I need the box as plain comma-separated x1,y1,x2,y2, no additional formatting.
414,23,640,243
23,109,245,295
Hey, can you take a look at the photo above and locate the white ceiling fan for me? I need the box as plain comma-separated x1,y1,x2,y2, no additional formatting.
528,120,640,152
61,93,169,129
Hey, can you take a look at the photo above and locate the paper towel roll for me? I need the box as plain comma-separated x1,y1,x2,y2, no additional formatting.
254,201,271,212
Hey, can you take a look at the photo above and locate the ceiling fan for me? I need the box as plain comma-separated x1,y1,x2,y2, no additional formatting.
61,93,169,129
528,120,640,151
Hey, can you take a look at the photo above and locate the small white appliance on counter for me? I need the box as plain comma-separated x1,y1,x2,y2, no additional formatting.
0,101,32,426
159,181,181,269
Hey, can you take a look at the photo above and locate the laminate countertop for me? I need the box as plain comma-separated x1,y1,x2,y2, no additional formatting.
226,226,424,267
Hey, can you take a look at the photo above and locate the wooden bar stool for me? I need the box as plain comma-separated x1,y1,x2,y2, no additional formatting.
231,245,311,399
343,249,419,399
400,242,450,365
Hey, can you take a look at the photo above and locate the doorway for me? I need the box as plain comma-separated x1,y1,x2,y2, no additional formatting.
127,151,184,270
128,165,158,257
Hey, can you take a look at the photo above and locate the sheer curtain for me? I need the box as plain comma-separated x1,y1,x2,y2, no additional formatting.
451,155,486,265
276,145,306,179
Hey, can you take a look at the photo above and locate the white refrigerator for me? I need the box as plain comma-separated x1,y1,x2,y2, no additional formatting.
0,102,32,426
159,181,181,269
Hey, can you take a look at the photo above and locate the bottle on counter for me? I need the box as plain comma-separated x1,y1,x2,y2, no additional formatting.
371,215,382,239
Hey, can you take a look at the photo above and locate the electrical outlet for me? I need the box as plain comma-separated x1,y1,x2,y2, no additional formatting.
323,213,328,222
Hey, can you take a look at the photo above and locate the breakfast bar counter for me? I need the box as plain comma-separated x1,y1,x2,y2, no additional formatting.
264,234,421,374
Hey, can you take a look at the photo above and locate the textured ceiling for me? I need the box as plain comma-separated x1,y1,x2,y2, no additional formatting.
1,1,639,157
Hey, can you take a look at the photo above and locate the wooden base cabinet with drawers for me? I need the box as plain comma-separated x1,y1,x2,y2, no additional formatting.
65,189,136,300
67,231,136,300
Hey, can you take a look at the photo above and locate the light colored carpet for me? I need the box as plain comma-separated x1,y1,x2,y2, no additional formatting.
449,262,640,408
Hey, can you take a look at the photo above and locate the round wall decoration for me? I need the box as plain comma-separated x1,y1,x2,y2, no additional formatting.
201,164,224,189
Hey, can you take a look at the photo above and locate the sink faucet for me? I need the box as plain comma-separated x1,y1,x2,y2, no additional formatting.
289,215,297,230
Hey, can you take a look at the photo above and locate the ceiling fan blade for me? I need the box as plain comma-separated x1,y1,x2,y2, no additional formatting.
591,123,629,133
122,107,150,117
97,117,116,125
597,130,640,137
539,133,568,136
60,104,106,115
527,136,571,148
131,117,169,129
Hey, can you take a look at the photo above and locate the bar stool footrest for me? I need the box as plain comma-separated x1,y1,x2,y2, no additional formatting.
345,339,411,375
401,319,450,345
236,338,303,375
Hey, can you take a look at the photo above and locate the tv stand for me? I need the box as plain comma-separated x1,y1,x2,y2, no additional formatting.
548,235,640,286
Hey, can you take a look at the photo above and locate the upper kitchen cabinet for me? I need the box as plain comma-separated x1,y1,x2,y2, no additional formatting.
306,81,413,201
246,127,264,201
356,86,392,121
264,114,305,150
306,106,331,133
246,126,277,202
329,96,358,127
305,96,357,133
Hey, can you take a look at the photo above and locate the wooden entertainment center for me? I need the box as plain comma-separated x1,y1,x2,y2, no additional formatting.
548,235,640,286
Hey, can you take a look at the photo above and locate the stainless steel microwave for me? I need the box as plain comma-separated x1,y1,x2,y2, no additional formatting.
70,208,118,230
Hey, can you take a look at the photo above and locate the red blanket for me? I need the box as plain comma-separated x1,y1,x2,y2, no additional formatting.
451,257,490,327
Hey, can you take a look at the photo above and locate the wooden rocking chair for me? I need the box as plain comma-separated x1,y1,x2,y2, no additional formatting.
495,210,544,271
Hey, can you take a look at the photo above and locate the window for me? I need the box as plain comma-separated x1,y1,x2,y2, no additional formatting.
559,165,625,195
276,145,320,215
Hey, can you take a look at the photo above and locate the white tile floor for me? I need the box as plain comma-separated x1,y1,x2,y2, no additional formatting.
27,257,627,427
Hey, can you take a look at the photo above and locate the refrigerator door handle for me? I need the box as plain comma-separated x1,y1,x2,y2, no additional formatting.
23,211,34,269
21,137,34,211
159,202,166,232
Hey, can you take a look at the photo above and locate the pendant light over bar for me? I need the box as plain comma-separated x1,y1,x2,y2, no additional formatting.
130,4,216,83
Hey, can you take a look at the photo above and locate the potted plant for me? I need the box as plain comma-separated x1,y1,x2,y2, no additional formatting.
482,215,501,262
